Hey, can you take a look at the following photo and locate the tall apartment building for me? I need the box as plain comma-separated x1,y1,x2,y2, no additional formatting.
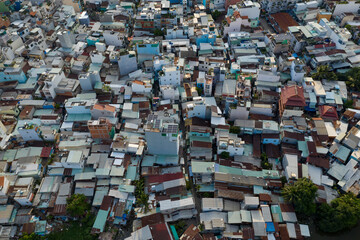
88,118,113,139
57,30,75,49
144,113,180,155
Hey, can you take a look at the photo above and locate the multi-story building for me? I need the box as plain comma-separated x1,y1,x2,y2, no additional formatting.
279,85,306,118
144,113,180,155
159,65,181,86
57,30,75,49
217,131,245,156
88,118,113,139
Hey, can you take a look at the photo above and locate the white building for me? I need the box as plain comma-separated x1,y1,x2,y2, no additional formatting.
332,1,360,16
13,177,34,206
144,116,180,156
62,150,86,169
160,85,180,101
159,197,196,222
159,65,181,86
118,52,138,76
235,1,260,19
182,97,217,120
283,154,298,180
90,50,105,64
217,131,245,156
202,198,224,212
224,17,243,36
65,98,98,114
290,59,306,83
103,31,124,47
57,30,75,49
40,69,65,100
319,19,351,50
78,72,101,91
131,80,152,94
18,124,43,141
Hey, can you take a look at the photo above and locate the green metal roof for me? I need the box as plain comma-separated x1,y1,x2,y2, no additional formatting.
92,209,109,233
189,136,213,143
217,165,280,179
3,149,17,162
228,211,242,224
125,166,137,181
271,205,283,222
118,185,135,193
65,113,92,122
191,161,215,173
298,141,309,158
170,225,179,240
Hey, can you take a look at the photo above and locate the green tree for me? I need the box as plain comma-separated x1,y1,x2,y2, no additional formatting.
66,194,90,217
261,153,272,170
154,28,165,36
282,178,317,216
186,180,191,191
229,126,240,134
316,193,360,233
174,220,187,236
343,99,354,109
211,10,221,20
337,67,360,91
219,151,230,159
47,213,97,240
312,65,338,81
196,86,203,96
134,177,150,212
345,24,352,32
20,233,44,240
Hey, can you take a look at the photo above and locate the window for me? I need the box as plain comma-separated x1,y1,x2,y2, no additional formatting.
172,134,177,137
162,133,166,136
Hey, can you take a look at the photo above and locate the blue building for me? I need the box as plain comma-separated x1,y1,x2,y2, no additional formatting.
196,32,216,47
136,42,160,64
0,67,27,83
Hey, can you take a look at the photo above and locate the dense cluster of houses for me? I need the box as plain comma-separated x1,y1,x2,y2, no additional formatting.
1,0,360,239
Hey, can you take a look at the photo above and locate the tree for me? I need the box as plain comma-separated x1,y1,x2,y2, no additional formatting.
20,234,44,240
196,86,203,96
138,192,149,212
66,194,90,217
219,151,230,159
261,153,272,170
134,177,149,212
312,65,338,81
343,99,354,109
211,10,221,21
229,126,240,134
174,220,187,236
316,193,360,233
154,28,165,37
186,180,191,191
282,178,317,216
337,67,360,91
345,24,352,32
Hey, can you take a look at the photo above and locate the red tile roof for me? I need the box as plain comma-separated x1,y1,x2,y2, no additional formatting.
180,224,201,240
319,105,338,120
280,85,306,107
149,223,173,240
270,12,299,33
40,147,52,158
307,156,330,169
148,172,183,185
253,134,261,158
